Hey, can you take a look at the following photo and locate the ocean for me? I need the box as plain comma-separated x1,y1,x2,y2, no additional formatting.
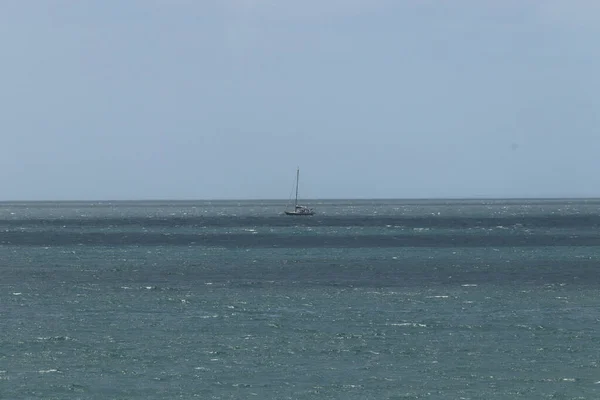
1,199,600,399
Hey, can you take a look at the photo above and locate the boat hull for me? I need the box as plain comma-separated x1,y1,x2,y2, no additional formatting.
284,211,314,216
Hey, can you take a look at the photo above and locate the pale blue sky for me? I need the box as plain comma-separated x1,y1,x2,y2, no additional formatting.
1,0,598,200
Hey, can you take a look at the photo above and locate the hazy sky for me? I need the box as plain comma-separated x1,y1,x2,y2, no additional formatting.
1,1,598,200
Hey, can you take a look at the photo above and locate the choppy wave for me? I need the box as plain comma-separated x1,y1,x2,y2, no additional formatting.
0,230,598,247
1,214,600,229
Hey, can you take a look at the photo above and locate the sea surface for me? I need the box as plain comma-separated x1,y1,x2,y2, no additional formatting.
2,199,600,399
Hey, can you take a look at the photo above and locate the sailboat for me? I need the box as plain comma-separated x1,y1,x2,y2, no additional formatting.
284,167,314,216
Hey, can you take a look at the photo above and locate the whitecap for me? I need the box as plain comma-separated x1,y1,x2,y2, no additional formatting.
36,336,72,342
389,322,427,327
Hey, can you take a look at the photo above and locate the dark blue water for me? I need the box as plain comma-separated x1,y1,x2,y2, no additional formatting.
2,199,600,399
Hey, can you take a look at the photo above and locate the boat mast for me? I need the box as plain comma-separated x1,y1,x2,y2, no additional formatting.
295,167,299,208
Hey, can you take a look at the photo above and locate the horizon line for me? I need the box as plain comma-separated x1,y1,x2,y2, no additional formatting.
1,196,600,203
